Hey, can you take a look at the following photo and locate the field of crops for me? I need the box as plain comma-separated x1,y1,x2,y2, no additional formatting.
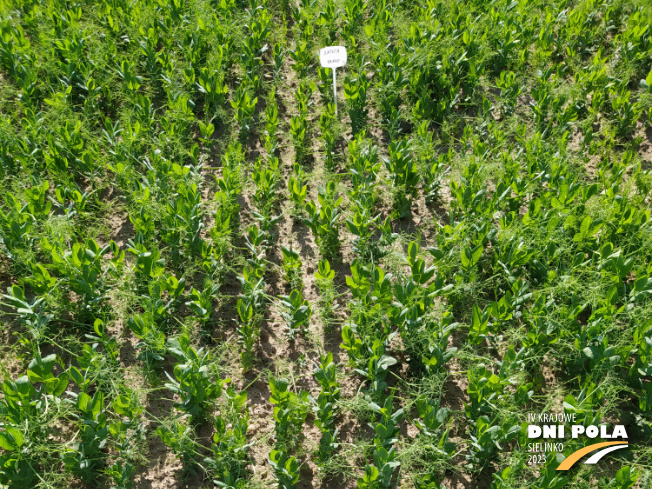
1,0,652,487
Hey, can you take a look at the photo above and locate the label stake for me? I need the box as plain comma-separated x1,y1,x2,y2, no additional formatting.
319,46,347,117
332,67,337,115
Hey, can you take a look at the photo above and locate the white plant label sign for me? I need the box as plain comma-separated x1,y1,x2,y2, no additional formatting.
319,46,347,68
319,46,347,115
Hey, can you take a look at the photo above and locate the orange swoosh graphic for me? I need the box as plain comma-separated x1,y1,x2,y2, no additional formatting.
557,442,628,471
